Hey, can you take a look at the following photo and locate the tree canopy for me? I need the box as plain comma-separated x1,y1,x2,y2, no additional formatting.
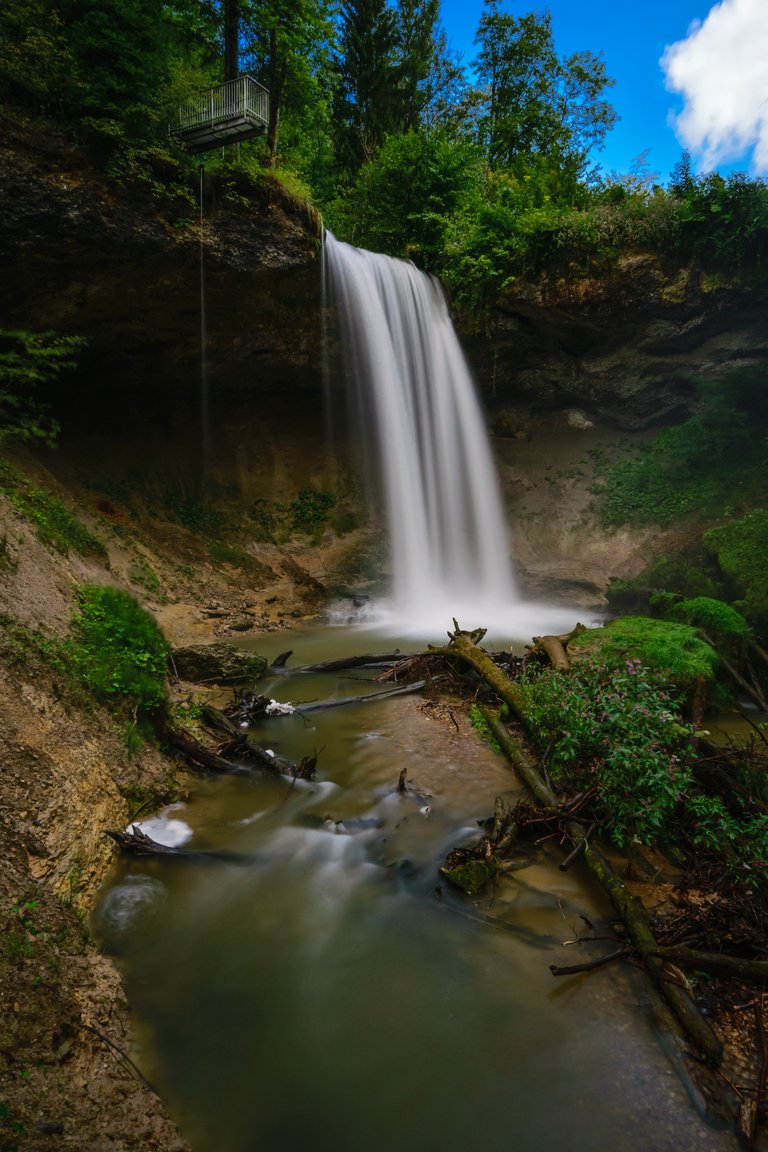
3,0,768,302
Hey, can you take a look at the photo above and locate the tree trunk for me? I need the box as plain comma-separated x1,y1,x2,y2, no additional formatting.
266,29,285,169
652,945,768,986
224,0,240,83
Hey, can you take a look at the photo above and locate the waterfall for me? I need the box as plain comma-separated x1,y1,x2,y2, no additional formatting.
324,233,524,629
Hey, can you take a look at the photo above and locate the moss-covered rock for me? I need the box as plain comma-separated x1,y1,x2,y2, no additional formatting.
653,596,752,664
442,859,496,895
172,643,268,685
704,509,768,641
570,615,719,690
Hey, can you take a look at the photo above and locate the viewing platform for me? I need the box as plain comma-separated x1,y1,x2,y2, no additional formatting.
174,76,269,153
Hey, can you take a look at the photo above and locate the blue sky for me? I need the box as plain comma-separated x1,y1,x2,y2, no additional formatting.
438,0,768,184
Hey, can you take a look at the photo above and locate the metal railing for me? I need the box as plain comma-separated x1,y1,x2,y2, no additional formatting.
177,76,269,132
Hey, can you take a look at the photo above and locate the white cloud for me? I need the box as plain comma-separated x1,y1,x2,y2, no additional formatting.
661,0,768,173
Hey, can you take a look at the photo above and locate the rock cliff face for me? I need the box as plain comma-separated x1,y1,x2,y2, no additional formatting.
462,256,768,431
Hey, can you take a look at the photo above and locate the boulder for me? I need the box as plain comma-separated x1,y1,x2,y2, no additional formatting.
172,644,268,684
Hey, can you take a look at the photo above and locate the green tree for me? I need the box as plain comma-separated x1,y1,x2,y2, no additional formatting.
0,330,85,448
473,2,616,186
58,0,171,135
336,128,481,263
333,0,398,174
244,0,336,170
392,0,439,131
0,0,73,110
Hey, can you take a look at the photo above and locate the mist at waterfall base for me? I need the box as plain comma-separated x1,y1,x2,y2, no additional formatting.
323,234,580,641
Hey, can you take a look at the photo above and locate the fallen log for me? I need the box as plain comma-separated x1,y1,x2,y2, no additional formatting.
300,651,412,673
651,945,768,986
161,724,247,774
431,624,528,726
530,633,570,671
582,841,723,1067
295,679,427,712
161,722,282,774
549,947,625,977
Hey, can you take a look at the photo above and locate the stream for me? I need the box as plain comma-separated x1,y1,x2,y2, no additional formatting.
93,624,737,1152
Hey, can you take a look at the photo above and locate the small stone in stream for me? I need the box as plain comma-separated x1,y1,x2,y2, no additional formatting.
442,860,496,895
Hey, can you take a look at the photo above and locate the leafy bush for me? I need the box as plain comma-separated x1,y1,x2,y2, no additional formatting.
66,585,169,719
606,553,723,613
518,659,694,846
0,329,85,448
685,794,768,890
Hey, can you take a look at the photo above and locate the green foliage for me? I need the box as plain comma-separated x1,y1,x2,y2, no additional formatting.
685,794,768,890
518,658,693,846
0,0,73,109
569,616,719,691
0,329,85,448
673,170,768,270
58,0,170,137
704,509,768,636
330,129,481,267
289,489,336,535
66,585,169,719
472,4,616,177
606,553,723,614
468,705,501,751
247,489,351,544
593,368,768,528
0,464,106,558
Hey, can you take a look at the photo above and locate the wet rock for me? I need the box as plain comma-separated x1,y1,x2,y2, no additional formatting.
172,643,268,684
442,859,496,895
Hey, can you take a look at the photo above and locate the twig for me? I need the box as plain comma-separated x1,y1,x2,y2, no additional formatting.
549,947,625,977
79,1023,160,1096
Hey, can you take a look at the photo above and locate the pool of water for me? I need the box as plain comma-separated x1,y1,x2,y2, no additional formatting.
93,626,736,1152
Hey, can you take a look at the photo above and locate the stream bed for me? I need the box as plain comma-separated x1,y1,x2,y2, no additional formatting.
93,625,737,1152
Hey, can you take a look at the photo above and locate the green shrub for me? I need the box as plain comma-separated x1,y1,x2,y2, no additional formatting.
289,489,336,534
0,329,84,448
569,616,719,692
66,585,169,719
704,509,768,638
684,794,768,890
518,659,694,846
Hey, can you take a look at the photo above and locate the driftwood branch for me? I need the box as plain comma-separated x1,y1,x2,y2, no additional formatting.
295,679,427,713
105,826,257,864
300,651,413,673
549,947,625,977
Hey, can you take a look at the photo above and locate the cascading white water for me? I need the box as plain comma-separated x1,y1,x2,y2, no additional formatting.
324,233,575,637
